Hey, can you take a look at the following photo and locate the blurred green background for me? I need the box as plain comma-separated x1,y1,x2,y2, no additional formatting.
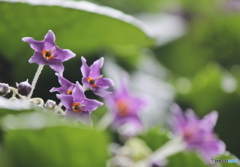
1,0,240,160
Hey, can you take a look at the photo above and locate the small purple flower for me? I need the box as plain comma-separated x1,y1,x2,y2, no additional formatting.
105,76,146,136
50,73,76,95
80,57,114,97
170,104,226,163
17,80,32,96
22,30,76,75
57,82,103,125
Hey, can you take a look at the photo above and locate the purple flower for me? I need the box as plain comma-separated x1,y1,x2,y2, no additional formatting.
57,82,103,125
170,104,226,163
80,57,114,97
22,30,76,75
50,73,76,95
105,76,146,136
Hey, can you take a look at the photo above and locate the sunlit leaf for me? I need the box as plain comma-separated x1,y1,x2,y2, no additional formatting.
0,0,154,81
4,126,109,167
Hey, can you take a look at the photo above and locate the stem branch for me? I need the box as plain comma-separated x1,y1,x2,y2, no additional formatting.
28,65,44,99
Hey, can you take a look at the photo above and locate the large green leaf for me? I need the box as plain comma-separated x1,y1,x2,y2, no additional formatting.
0,109,109,167
167,151,208,167
0,0,154,81
4,127,109,167
217,152,240,167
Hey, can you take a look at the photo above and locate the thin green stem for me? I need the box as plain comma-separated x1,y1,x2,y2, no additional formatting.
28,65,44,99
136,137,186,166
97,112,113,130
9,86,25,99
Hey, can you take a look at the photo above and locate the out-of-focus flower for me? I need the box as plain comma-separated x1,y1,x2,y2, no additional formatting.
170,104,226,163
105,76,146,136
44,100,57,110
17,80,32,96
50,73,76,95
0,83,10,96
108,138,166,167
0,96,30,110
57,82,103,125
81,57,114,96
22,30,75,75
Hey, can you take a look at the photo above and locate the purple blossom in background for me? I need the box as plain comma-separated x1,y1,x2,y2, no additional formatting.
170,104,226,163
81,57,114,97
22,30,76,75
50,73,76,95
105,76,146,136
57,82,103,125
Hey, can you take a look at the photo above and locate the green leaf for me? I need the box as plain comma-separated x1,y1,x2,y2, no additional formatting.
0,108,33,119
138,127,170,151
167,151,208,167
3,126,109,167
0,0,154,81
217,152,240,167
176,63,227,116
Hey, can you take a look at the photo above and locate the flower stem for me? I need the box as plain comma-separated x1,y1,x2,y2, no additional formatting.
97,112,113,130
136,137,186,166
28,65,44,99
9,86,25,99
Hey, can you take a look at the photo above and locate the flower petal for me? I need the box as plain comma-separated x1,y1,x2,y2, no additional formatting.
170,104,187,133
22,37,44,52
96,78,114,88
28,52,48,65
199,139,226,163
65,110,93,126
185,109,199,123
129,96,146,114
72,82,85,102
57,73,75,89
43,30,55,49
89,57,104,78
80,57,90,78
117,118,142,137
56,94,73,110
82,77,91,88
50,87,65,93
201,111,218,131
53,47,76,61
82,98,103,112
48,59,64,75
93,88,113,97
115,74,131,98
78,112,93,126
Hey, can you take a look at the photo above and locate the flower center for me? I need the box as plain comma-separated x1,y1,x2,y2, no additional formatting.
182,125,203,145
41,47,55,60
116,99,129,116
66,90,72,95
87,77,98,88
71,103,83,113
42,50,54,60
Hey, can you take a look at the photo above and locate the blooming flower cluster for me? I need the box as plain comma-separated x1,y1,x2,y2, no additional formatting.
1,30,114,125
0,30,230,167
